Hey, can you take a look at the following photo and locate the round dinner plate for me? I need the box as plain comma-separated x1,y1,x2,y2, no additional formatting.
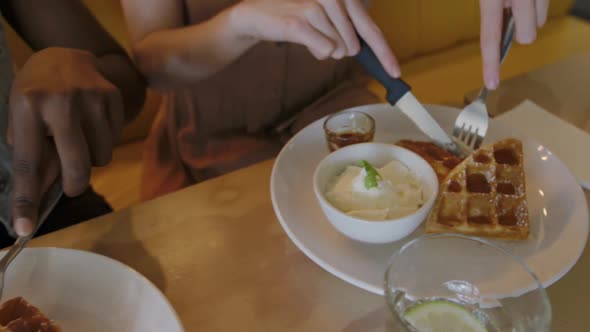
270,103,589,296
0,248,185,332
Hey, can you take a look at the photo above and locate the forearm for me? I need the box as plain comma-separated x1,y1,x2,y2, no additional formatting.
132,6,257,89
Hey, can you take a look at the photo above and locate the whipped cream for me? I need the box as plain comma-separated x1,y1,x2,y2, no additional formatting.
325,160,424,220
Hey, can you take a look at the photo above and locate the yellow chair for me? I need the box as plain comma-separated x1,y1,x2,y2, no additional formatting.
3,0,590,210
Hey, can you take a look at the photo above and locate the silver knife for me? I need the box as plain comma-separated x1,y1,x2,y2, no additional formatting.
354,36,464,157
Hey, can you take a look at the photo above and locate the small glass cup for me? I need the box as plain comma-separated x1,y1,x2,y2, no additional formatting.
384,234,551,332
323,111,375,152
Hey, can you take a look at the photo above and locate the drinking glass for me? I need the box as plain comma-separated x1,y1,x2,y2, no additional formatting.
384,234,551,331
323,111,375,152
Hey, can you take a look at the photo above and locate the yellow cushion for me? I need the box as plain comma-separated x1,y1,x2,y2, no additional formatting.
368,16,590,106
370,0,575,61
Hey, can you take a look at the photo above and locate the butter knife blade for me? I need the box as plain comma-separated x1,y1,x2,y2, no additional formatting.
395,92,462,155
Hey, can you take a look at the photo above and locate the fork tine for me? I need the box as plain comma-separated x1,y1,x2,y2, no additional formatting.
461,124,469,141
474,134,484,150
453,125,461,139
469,127,480,148
453,123,464,140
465,125,475,146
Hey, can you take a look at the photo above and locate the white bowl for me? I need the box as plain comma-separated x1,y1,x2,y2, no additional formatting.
313,143,439,244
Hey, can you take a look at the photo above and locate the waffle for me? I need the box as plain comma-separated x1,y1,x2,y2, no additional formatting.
425,138,530,240
395,140,463,183
0,297,61,332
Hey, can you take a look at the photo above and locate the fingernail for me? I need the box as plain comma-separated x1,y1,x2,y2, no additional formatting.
486,77,499,90
15,218,33,237
333,48,345,60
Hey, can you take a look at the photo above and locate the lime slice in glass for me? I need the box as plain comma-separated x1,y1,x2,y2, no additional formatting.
403,300,488,332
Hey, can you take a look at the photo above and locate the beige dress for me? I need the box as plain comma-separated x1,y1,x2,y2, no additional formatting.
141,0,379,200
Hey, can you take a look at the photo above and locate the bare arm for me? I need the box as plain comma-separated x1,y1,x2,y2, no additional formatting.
122,0,399,90
121,0,260,89
1,0,146,122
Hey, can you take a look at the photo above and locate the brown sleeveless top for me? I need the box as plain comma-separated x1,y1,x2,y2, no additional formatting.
141,0,379,200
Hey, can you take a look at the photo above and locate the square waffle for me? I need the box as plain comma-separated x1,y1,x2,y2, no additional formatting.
0,297,61,332
425,138,530,240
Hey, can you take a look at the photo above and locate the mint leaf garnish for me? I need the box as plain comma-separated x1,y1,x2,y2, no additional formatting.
359,160,381,189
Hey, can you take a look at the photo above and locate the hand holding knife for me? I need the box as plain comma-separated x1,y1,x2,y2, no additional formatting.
354,36,464,157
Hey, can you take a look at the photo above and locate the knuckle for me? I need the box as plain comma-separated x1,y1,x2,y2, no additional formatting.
13,159,36,177
282,16,306,35
49,89,74,102
304,1,322,15
10,89,42,112
17,88,46,102
368,23,384,38
42,92,75,118
13,195,37,209
81,90,105,111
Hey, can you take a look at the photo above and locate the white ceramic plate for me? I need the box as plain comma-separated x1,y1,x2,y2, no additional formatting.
271,104,589,296
0,248,185,332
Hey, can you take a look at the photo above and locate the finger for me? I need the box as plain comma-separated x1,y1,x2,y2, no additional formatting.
344,0,400,77
10,95,44,237
103,83,125,146
80,92,113,166
40,141,60,196
282,16,335,60
43,95,92,197
479,0,503,90
535,0,549,27
321,0,360,56
304,1,346,59
512,0,537,44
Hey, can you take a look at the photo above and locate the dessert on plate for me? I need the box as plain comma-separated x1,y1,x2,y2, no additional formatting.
324,159,425,220
0,297,61,332
396,140,463,183
425,138,530,240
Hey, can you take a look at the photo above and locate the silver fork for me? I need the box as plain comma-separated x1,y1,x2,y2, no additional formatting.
453,11,516,151
0,178,62,299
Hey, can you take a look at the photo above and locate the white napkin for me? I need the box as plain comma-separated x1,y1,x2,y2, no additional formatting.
495,100,590,190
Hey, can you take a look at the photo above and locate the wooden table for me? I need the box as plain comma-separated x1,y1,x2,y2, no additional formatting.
26,158,590,331
30,159,404,331
29,54,590,331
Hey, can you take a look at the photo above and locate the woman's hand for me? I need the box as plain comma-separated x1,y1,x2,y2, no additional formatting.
230,0,400,77
480,0,549,89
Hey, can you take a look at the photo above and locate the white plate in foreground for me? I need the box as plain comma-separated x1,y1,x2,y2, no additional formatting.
271,104,589,296
0,247,184,332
